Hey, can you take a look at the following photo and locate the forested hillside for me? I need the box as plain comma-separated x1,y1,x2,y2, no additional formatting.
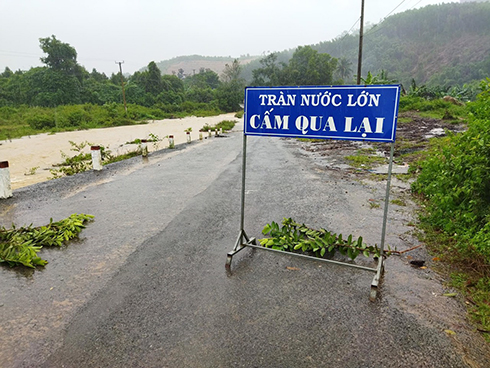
240,2,490,88
317,2,490,87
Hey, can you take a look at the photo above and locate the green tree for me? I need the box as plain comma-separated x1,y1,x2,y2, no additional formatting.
251,53,284,86
360,70,397,85
36,35,83,105
183,68,220,104
216,59,245,112
337,57,353,81
221,59,243,83
250,47,337,87
177,68,185,79
39,35,78,74
184,68,220,90
24,67,81,106
282,46,337,86
215,80,243,112
1,67,13,78
110,72,124,86
146,61,163,96
89,68,108,83
162,74,184,94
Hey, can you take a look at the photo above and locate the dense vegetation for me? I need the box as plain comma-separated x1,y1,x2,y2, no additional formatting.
250,46,338,86
0,37,247,140
412,79,490,265
411,78,490,333
0,36,245,114
0,38,344,140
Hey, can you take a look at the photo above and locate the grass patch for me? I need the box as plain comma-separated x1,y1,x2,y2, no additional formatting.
103,150,142,165
397,117,412,124
399,96,468,120
201,119,237,132
394,173,415,182
345,150,386,169
368,173,388,181
390,198,407,206
450,273,490,336
297,138,326,142
416,219,490,340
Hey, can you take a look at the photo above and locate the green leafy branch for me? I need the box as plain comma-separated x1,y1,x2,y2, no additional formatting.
260,218,391,260
0,214,94,268
50,141,93,178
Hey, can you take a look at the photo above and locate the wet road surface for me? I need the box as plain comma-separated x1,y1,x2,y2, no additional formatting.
1,131,489,367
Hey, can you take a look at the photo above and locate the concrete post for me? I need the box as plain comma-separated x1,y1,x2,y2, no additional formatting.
168,135,175,149
214,129,218,137
199,130,203,141
141,139,148,157
186,131,191,144
208,130,212,138
0,161,13,199
90,146,103,171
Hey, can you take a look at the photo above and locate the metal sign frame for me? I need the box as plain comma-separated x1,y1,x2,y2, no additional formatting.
226,85,400,301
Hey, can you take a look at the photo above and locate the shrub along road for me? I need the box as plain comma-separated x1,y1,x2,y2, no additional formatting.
1,131,489,367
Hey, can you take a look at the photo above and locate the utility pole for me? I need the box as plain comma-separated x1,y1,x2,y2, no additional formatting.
115,61,128,113
357,0,365,85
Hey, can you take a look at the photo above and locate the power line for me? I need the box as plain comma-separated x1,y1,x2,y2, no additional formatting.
364,0,428,37
330,16,361,52
346,17,361,35
384,0,409,20
336,0,423,43
0,50,40,58
364,0,408,37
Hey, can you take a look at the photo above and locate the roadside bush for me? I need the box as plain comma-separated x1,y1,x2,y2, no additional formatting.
399,95,467,120
57,106,92,128
105,117,136,127
26,112,55,129
201,120,237,132
412,79,490,264
215,120,237,131
0,106,18,120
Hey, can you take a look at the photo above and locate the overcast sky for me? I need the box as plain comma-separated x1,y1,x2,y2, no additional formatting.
0,0,456,75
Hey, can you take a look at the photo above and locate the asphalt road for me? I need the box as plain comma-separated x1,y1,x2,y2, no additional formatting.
1,130,488,367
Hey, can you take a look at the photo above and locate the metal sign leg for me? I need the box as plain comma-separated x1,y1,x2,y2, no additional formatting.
226,135,250,271
370,142,395,301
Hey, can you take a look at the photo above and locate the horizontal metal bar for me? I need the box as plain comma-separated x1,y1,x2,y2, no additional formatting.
229,237,256,257
245,243,377,273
